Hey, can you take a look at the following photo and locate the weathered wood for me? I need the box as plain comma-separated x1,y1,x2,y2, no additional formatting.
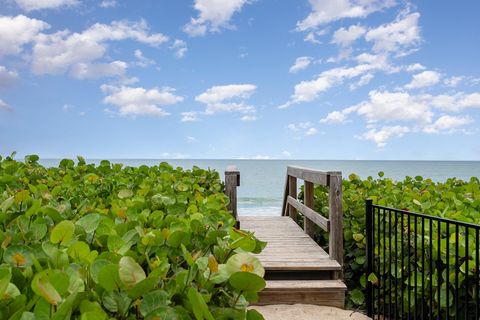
224,166,240,222
304,180,315,237
328,172,344,275
287,196,329,232
288,176,297,221
239,216,341,272
287,166,328,186
257,280,346,307
281,173,289,216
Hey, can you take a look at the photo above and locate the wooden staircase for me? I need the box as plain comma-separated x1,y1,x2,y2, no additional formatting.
226,166,346,308
239,216,346,307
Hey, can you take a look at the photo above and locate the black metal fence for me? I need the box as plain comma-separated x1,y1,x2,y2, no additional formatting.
366,199,480,319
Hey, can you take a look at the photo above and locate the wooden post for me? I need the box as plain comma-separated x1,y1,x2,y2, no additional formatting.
225,166,240,225
328,172,343,276
304,181,315,237
288,176,298,221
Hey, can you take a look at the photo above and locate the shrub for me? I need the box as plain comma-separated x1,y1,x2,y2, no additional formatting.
0,155,266,320
300,172,480,314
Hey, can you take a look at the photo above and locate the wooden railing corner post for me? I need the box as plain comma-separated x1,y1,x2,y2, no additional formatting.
328,172,344,273
288,175,298,221
225,165,240,227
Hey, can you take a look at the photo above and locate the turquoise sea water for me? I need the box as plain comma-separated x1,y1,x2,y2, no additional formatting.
39,159,480,216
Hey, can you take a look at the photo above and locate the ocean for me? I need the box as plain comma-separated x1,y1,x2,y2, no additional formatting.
39,159,480,216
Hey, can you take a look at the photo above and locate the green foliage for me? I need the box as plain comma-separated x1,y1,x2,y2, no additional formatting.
0,155,266,319
299,172,480,316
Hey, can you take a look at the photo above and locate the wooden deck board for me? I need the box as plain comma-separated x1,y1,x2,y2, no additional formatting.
239,216,341,271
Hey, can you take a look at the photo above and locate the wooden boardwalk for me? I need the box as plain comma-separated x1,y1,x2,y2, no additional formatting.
239,216,341,272
225,166,348,308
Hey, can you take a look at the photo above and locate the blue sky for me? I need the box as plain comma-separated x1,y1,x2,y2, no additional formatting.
0,0,479,160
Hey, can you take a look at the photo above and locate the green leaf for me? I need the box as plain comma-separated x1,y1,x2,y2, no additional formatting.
247,309,265,320
0,267,11,297
31,270,62,306
187,287,214,320
50,220,75,245
98,264,122,291
118,189,134,199
4,245,33,268
350,288,365,305
1,196,14,212
140,290,170,317
228,272,266,293
76,214,101,234
67,241,90,261
118,256,146,289
90,259,111,284
368,272,379,285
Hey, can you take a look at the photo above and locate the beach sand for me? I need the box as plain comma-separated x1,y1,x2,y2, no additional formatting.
251,304,371,320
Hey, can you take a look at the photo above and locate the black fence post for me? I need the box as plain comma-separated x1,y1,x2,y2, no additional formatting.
366,198,374,317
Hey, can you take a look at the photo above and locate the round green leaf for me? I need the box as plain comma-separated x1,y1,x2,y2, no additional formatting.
50,220,75,245
31,270,62,306
118,189,134,199
228,272,265,293
4,245,33,268
118,256,146,289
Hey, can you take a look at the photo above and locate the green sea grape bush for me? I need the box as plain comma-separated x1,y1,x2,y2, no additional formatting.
0,155,267,320
299,172,480,316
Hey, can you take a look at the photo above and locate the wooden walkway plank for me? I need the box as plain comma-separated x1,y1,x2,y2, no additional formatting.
239,216,342,272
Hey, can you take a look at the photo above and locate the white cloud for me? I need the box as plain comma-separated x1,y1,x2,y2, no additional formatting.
0,99,12,111
196,84,257,115
427,92,480,112
304,29,329,44
0,15,50,56
349,73,374,90
332,24,366,47
405,63,425,72
100,0,117,8
289,56,313,73
187,136,197,143
288,122,318,136
183,0,251,36
241,115,257,121
405,70,441,89
353,90,433,124
444,76,463,87
14,0,78,11
297,0,395,31
423,115,473,134
281,63,381,108
320,110,348,124
253,155,270,160
181,111,199,122
305,127,318,136
32,20,168,77
359,125,409,147
101,85,183,117
365,11,421,54
170,39,187,58
0,66,19,88
69,61,127,79
133,49,155,67
160,152,189,159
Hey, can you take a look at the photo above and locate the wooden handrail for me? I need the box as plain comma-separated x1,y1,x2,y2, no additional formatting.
225,166,240,226
281,166,344,270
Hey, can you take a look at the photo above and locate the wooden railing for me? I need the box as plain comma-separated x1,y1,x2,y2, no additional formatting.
225,166,240,227
281,166,344,267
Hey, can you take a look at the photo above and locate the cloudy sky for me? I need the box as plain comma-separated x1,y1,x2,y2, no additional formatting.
1,0,479,160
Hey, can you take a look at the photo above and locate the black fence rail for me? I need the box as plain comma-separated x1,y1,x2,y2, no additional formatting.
366,199,480,319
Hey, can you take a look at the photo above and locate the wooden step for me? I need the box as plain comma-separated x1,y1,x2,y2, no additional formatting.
257,280,347,308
